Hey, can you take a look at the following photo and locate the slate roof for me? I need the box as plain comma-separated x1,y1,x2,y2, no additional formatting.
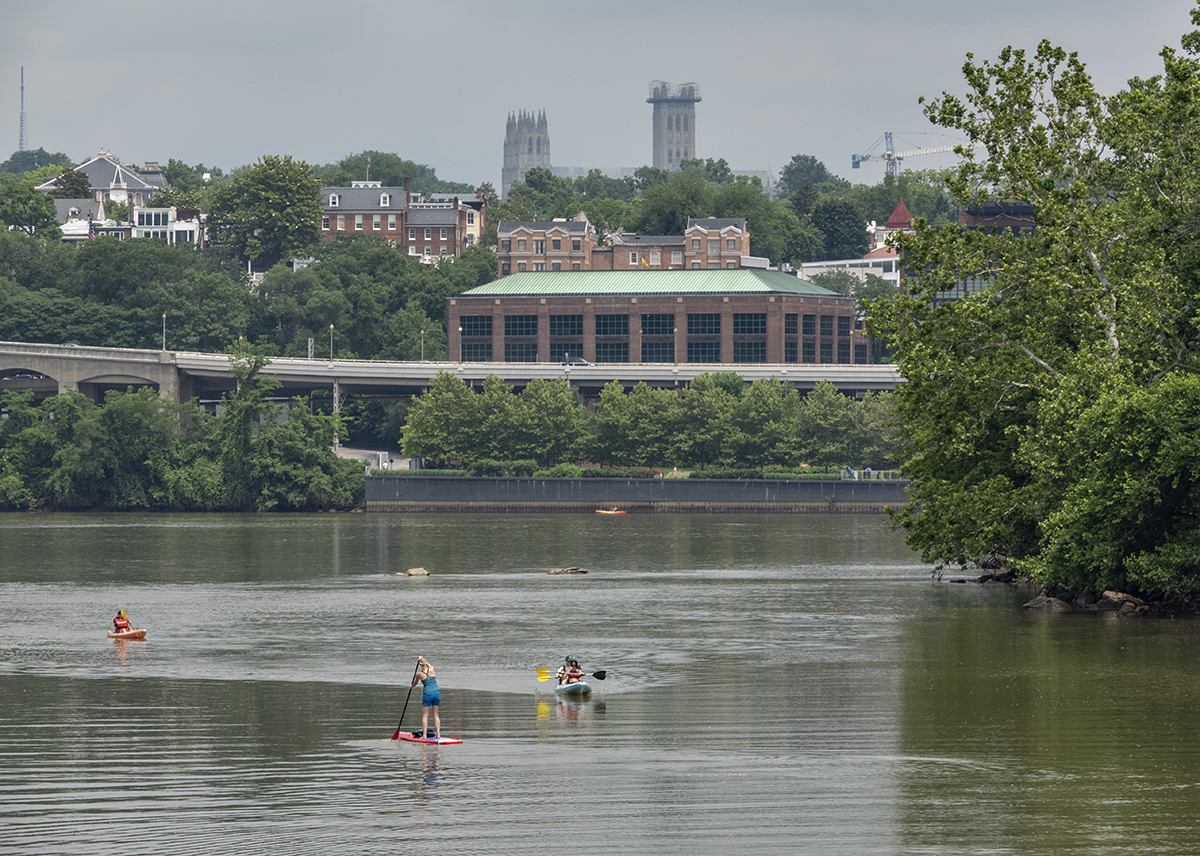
406,207,459,226
323,187,407,211
53,198,105,223
36,153,160,194
461,269,838,297
498,220,593,235
686,217,746,233
611,233,686,247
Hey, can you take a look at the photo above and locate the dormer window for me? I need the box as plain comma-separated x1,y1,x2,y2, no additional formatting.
329,193,339,207
380,193,390,207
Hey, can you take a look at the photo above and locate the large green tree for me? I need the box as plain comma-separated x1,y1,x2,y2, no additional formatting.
872,3,1200,594
0,184,62,239
208,155,322,267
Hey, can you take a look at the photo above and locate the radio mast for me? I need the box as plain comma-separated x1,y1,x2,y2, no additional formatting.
19,67,28,152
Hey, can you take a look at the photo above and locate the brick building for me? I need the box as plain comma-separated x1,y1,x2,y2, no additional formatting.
320,181,486,263
447,269,870,365
495,215,759,277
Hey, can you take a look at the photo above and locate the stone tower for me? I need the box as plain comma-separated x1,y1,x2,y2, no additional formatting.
648,81,700,170
502,110,551,200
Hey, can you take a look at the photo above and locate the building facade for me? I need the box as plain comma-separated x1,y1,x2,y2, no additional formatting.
36,152,166,207
501,110,551,200
648,81,700,170
447,270,870,366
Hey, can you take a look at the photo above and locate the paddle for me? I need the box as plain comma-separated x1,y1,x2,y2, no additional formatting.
535,668,607,682
390,657,424,740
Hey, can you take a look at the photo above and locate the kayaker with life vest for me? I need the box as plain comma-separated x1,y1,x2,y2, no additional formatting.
113,610,131,634
409,657,441,740
557,656,584,685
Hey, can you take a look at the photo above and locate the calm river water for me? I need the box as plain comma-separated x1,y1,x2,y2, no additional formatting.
2,512,1199,855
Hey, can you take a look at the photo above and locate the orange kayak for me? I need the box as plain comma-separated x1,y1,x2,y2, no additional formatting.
595,508,626,514
107,628,147,640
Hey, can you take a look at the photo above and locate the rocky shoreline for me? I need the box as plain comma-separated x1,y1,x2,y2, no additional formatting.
951,570,1200,616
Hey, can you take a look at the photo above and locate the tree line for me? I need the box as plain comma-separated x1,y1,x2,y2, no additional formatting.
0,357,363,512
401,372,899,473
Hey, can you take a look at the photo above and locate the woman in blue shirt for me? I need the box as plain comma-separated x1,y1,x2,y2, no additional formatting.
410,657,441,739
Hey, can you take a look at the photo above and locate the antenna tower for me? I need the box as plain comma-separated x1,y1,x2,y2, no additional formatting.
19,67,28,152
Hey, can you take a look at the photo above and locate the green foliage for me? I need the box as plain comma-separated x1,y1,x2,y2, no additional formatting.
0,148,75,174
777,154,849,197
49,168,91,199
870,4,1200,592
629,172,713,235
0,183,62,239
810,197,868,260
208,154,322,266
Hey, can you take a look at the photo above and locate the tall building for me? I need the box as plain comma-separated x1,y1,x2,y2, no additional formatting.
648,81,700,170
501,110,551,200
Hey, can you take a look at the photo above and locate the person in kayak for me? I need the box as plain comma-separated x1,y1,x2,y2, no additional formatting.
556,656,584,685
113,610,131,633
410,657,441,739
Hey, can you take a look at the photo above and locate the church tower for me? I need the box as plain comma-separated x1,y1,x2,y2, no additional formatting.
502,110,551,200
648,81,700,170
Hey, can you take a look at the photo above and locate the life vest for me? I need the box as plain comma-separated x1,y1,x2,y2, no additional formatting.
114,616,131,632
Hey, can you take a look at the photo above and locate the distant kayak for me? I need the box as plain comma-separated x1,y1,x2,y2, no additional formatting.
396,733,463,745
554,681,592,698
107,628,147,640
595,508,626,514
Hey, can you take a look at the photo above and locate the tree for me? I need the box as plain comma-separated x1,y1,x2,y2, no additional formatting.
810,197,868,260
0,184,61,239
208,155,322,267
777,154,848,197
50,168,91,199
630,172,712,235
401,371,482,464
0,148,75,174
871,3,1200,593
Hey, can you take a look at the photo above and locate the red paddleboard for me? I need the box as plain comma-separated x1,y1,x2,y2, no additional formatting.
395,733,463,745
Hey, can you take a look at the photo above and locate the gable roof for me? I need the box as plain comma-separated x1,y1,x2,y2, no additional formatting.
323,186,407,211
37,153,160,193
686,217,746,234
462,269,839,297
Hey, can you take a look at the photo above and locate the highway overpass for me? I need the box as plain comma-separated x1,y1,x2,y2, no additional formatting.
0,340,901,406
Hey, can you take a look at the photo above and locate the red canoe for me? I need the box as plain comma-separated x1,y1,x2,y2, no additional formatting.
107,628,147,640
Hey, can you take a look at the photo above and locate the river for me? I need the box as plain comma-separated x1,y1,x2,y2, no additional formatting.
2,512,1198,855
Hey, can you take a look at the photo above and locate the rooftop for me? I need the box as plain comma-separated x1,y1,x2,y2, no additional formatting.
462,269,839,298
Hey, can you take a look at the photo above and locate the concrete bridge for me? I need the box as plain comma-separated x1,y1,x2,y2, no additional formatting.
0,340,901,406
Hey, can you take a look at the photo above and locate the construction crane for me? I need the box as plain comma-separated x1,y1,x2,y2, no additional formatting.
852,131,974,175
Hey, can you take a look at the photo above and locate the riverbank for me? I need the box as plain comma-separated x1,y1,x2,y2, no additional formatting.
955,570,1200,616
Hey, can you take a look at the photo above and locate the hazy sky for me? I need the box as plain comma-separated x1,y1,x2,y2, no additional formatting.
2,0,1195,188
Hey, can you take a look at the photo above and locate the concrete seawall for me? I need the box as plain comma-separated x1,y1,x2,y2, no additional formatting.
364,476,909,513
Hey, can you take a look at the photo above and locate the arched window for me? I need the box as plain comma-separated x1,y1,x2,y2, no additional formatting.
667,114,674,131
683,116,689,131
536,136,542,154
528,137,534,154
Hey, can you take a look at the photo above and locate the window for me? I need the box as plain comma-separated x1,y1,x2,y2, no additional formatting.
424,247,431,256
388,214,396,230
672,251,682,265
688,314,720,335
336,215,345,232
629,252,639,265
820,342,833,363
707,262,719,269
322,217,330,231
820,315,834,337
838,341,851,363
595,314,629,336
802,314,816,336
708,239,719,255
328,193,339,207
785,314,798,335
355,215,363,231
518,262,526,272
641,314,674,336
536,136,542,154
381,193,390,207
802,341,816,363
467,211,475,225
733,341,767,362
460,315,492,337
501,239,511,252
785,341,798,363
425,229,432,240
552,238,561,250
649,251,661,265
409,228,416,240
572,239,581,251
687,341,721,362
855,344,869,364
726,262,736,269
505,315,538,337
373,214,381,231
460,342,492,362
441,247,447,256
528,137,533,154
594,342,629,363
501,262,510,275
441,228,448,240
552,262,561,271
838,316,852,337
466,234,475,245
550,315,583,337
691,238,701,251
733,314,766,335
532,262,546,271
534,239,545,254
518,238,527,251
691,262,701,269
505,342,538,362
642,341,674,362
572,263,580,270
683,116,688,131
727,238,736,251
409,246,418,256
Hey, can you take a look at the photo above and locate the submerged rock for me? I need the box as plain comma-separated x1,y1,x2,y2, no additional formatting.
1022,594,1072,612
392,567,429,576
549,566,588,575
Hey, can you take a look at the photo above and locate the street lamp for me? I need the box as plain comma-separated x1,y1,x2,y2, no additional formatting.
420,328,425,362
329,324,335,361
457,326,462,365
161,312,167,351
